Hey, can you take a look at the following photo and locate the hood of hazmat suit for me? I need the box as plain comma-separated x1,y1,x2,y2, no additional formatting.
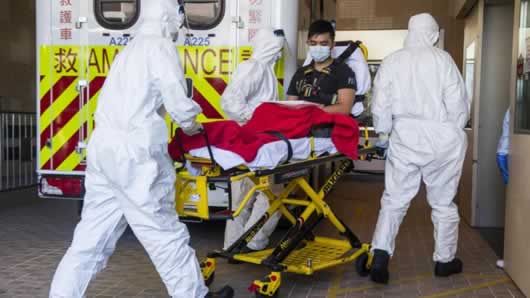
138,0,185,39
49,1,208,297
370,13,470,264
221,28,285,124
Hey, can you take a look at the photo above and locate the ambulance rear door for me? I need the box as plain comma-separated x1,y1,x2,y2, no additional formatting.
177,0,237,126
38,0,93,198
78,0,142,172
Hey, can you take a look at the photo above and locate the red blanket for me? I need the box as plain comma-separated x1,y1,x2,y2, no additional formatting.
169,103,359,162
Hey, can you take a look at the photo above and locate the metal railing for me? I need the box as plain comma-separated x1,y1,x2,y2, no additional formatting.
0,112,37,191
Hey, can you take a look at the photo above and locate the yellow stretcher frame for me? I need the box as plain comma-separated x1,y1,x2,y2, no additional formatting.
175,137,381,297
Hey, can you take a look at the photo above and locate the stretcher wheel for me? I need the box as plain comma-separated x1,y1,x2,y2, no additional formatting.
205,272,215,286
355,252,370,277
255,290,278,298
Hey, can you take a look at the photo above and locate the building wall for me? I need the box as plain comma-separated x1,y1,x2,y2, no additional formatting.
0,0,36,112
453,0,479,17
334,0,465,69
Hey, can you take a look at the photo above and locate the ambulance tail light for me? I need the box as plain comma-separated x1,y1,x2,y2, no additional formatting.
39,176,84,198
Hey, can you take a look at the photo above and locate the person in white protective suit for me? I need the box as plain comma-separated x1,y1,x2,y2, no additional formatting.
221,28,284,124
49,1,233,297
495,109,510,269
369,13,470,284
221,28,285,252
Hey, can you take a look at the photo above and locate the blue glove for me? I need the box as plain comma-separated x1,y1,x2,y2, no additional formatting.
496,153,509,185
375,133,389,149
375,133,389,158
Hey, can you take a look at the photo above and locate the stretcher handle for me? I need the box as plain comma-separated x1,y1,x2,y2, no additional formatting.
200,129,217,168
173,129,187,170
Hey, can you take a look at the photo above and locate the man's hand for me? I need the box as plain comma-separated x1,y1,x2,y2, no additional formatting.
182,122,203,136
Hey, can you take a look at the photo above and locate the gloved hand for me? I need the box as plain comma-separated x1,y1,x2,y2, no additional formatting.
375,133,389,149
496,153,509,185
375,133,389,158
351,102,364,117
182,121,203,136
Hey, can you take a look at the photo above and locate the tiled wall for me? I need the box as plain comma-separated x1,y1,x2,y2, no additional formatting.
334,0,465,69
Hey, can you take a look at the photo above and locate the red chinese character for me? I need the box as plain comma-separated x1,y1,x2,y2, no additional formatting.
60,0,72,6
60,10,72,24
249,10,262,25
60,28,73,40
248,29,258,42
54,48,78,73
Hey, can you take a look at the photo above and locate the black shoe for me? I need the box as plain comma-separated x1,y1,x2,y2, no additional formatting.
369,249,390,284
205,285,235,298
434,258,463,277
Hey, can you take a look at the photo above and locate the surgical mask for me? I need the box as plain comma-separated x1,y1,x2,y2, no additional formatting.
309,45,331,63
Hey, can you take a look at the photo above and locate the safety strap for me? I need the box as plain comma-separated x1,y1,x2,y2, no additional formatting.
173,129,217,169
310,137,316,158
335,40,361,65
201,130,217,168
172,131,187,170
265,131,293,163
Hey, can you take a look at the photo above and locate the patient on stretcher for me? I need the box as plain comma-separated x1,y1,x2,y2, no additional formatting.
168,102,360,170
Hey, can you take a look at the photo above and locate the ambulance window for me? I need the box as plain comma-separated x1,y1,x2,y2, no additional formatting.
95,0,140,30
183,0,225,30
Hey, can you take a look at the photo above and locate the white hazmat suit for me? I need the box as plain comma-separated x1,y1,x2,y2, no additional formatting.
49,1,209,297
221,29,284,124
370,13,470,263
221,28,285,250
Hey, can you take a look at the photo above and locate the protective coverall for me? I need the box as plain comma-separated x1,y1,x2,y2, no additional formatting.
49,1,209,297
370,13,470,263
495,109,510,269
221,28,285,251
221,28,284,124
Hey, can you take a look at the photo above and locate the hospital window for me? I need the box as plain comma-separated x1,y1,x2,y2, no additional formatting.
95,0,140,30
183,0,225,30
515,0,530,133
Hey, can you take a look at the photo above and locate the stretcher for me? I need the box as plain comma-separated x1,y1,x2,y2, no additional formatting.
174,131,382,297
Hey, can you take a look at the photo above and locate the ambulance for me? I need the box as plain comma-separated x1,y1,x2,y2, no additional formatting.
36,0,300,204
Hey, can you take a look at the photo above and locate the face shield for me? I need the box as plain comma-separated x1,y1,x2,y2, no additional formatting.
170,0,186,41
272,29,286,63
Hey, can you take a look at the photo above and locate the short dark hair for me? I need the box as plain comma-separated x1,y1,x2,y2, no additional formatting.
308,20,335,41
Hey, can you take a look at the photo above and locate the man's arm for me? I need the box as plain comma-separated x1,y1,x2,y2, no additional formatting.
371,61,393,135
323,64,356,115
150,40,201,130
443,56,470,129
322,88,355,114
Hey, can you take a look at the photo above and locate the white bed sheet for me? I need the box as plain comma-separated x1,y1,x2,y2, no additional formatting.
187,138,337,172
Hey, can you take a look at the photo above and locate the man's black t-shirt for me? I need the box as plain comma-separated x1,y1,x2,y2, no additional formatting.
287,60,357,106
